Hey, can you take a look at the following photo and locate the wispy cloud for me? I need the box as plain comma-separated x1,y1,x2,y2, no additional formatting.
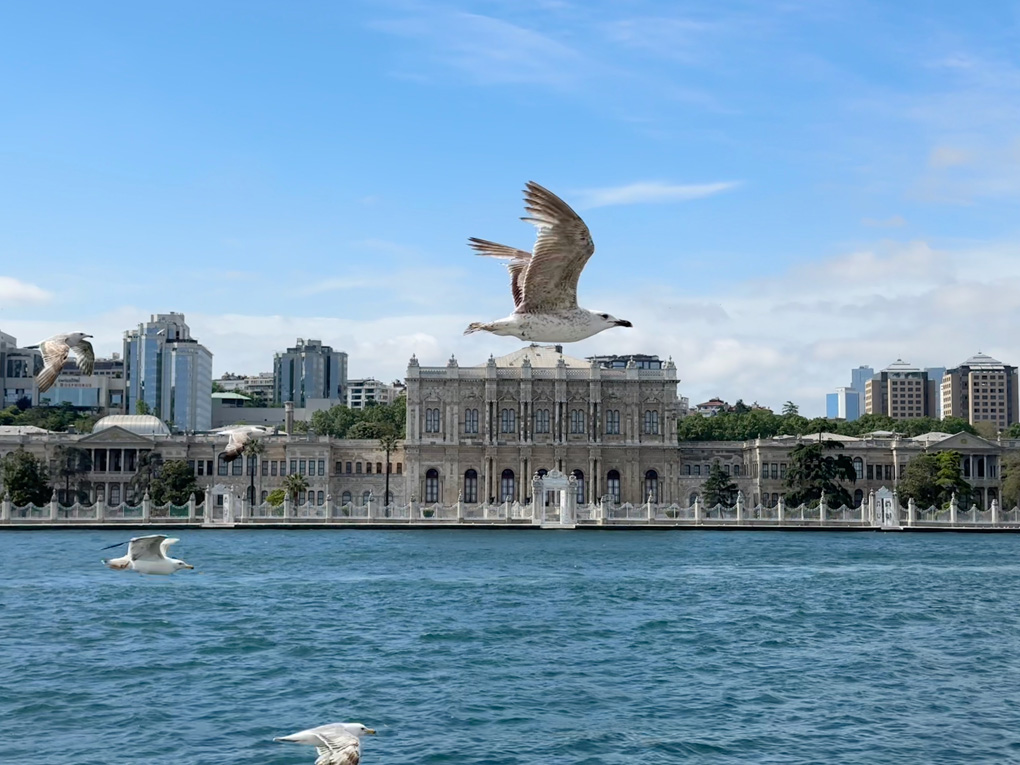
371,11,586,88
861,215,907,228
575,180,740,208
0,276,53,305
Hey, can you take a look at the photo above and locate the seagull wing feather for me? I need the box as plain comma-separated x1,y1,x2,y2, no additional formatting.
159,537,180,558
468,237,531,309
128,535,168,561
72,339,95,376
223,429,249,462
36,338,71,393
313,729,360,765
517,181,595,312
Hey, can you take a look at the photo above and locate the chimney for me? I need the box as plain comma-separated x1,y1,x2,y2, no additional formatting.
284,401,294,435
555,344,563,354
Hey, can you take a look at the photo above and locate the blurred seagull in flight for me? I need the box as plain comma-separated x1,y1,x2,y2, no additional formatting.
101,535,194,575
32,332,94,393
275,722,376,765
216,424,272,462
464,181,632,343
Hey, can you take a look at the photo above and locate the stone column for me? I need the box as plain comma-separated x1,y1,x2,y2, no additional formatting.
188,493,197,522
867,490,875,526
456,491,464,523
646,491,654,522
1,493,10,522
95,496,104,522
777,494,785,524
991,498,999,525
366,493,374,520
50,489,59,521
693,494,702,523
283,493,292,520
950,492,958,525
819,490,827,524
736,490,744,523
564,474,577,525
325,494,333,520
907,496,916,526
142,492,151,523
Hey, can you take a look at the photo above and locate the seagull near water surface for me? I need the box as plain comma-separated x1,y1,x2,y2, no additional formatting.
30,332,95,393
465,181,633,343
101,534,194,575
275,722,376,765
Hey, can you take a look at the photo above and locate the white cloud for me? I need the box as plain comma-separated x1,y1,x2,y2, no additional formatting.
0,276,53,305
575,180,740,208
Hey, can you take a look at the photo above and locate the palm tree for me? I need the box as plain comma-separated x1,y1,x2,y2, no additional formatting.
242,438,266,505
378,425,399,507
281,473,309,505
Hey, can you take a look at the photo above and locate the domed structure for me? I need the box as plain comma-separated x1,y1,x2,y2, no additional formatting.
92,415,171,437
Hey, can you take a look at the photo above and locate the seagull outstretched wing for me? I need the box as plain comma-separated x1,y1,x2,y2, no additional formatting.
127,535,170,562
517,181,595,313
467,238,531,309
36,335,95,392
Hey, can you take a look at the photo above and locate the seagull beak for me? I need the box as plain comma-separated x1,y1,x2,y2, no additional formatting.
365,729,377,735
614,319,633,328
184,564,195,569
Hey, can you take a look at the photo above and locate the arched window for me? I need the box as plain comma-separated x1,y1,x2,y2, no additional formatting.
853,489,864,508
607,470,621,503
396,463,402,474
535,409,550,434
689,492,699,506
771,493,780,508
573,470,585,504
852,457,863,481
298,491,306,505
464,469,478,503
606,409,621,435
425,468,439,503
644,469,659,502
365,462,372,474
218,453,229,476
376,462,383,474
362,490,372,506
261,490,268,503
570,409,585,434
341,491,352,504
317,490,325,506
500,408,516,433
643,410,660,435
500,469,515,502
464,408,479,434
345,461,352,473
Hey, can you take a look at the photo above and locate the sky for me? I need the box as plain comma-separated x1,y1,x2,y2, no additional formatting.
1,0,1019,416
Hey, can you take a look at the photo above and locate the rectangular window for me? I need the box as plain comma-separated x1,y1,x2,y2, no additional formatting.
884,465,892,480
271,461,278,476
335,461,342,475
780,463,787,479
500,408,516,434
356,462,362,473
261,460,268,476
724,464,731,475
299,459,306,475
606,410,620,435
318,460,325,476
694,464,701,476
218,456,228,476
232,459,243,476
206,460,213,476
866,464,874,480
290,459,297,475
345,461,352,473
770,463,778,480
196,461,204,476
684,464,691,475
535,409,551,434
187,460,195,472
366,462,372,474
465,408,479,435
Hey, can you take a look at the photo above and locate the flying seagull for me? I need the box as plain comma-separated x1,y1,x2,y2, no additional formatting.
464,181,632,343
101,535,194,575
216,424,272,462
32,332,94,393
275,722,376,765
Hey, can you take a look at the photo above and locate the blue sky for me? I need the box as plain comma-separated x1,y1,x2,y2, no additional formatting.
2,0,1019,414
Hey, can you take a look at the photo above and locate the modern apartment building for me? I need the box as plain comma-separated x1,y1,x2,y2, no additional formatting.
345,378,403,409
273,338,347,407
864,359,939,420
123,313,213,432
0,330,40,407
941,353,1019,430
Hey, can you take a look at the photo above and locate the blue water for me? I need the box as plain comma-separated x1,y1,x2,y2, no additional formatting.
3,530,1020,764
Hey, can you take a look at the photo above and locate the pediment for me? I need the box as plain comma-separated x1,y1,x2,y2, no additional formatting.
930,432,998,452
78,426,157,446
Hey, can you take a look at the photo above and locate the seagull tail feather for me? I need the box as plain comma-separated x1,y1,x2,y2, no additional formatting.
464,322,489,335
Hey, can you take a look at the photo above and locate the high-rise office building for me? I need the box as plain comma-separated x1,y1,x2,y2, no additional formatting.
941,353,1019,430
864,359,939,420
826,387,862,421
123,313,213,432
273,338,347,406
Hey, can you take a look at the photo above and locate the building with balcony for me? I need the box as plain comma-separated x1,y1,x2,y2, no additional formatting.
345,378,404,409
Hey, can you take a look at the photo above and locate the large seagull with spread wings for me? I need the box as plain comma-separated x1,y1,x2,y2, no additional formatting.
464,181,632,343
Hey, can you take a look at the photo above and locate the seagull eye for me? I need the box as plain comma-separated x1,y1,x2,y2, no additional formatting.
600,313,609,319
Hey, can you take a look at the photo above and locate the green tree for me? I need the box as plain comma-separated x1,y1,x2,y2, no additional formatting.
784,440,857,508
782,401,800,416
211,381,225,393
266,488,286,507
732,399,751,415
127,451,163,503
148,460,200,506
973,421,999,439
701,461,738,508
51,445,92,505
1001,452,1020,509
282,473,309,503
898,451,971,510
0,449,51,506
135,400,151,416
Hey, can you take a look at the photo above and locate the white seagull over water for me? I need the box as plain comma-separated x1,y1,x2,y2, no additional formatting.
32,332,95,393
275,722,376,765
464,181,632,343
101,535,194,575
216,425,272,462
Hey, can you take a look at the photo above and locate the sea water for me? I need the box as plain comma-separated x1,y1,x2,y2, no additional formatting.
2,529,1020,764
